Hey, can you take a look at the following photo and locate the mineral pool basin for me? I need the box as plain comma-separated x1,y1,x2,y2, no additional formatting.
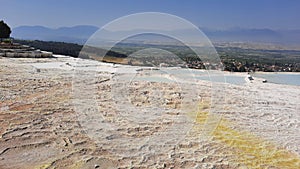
126,68,247,86
253,73,300,86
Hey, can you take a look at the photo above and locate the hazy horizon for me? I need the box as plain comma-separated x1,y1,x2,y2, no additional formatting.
2,0,300,30
11,24,300,31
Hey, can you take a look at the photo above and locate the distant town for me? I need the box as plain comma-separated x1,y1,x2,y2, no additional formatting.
1,20,299,72
187,59,299,72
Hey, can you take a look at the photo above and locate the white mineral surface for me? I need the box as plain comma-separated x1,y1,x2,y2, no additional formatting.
0,55,299,168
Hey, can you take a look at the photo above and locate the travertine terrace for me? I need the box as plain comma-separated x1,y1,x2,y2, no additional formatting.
0,56,299,168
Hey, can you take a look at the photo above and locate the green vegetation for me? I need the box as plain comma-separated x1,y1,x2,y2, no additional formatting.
14,39,83,57
14,39,126,58
217,47,300,72
15,40,300,72
0,20,11,40
110,43,300,72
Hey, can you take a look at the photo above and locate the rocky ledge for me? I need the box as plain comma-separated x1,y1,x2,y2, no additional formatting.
0,42,52,58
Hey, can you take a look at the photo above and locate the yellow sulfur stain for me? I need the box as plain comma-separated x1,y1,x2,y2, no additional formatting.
34,163,51,169
34,160,84,169
194,102,300,169
67,160,85,169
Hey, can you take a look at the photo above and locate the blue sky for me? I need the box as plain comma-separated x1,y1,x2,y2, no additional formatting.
1,0,299,29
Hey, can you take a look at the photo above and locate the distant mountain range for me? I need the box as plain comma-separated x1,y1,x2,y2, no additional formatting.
12,25,98,44
201,27,300,45
12,25,300,45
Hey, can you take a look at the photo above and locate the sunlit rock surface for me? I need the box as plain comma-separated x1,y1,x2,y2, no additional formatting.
0,56,299,168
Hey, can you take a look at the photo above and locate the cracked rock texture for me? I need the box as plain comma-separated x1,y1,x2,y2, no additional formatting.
0,56,299,169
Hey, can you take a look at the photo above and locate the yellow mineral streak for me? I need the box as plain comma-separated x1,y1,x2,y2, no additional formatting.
194,101,300,168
